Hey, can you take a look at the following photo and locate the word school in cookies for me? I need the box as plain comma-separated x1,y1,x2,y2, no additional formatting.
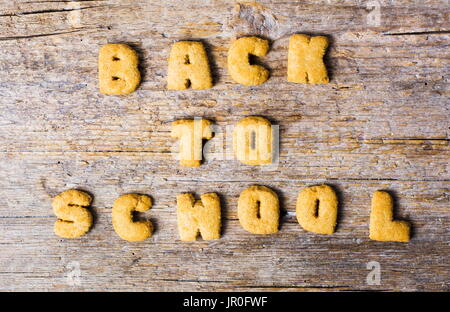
52,35,411,244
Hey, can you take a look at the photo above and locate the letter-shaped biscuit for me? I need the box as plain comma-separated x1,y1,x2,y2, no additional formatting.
167,41,213,90
176,193,221,241
296,185,338,234
171,119,213,167
369,191,410,242
52,189,93,238
99,43,141,94
238,185,279,234
228,37,269,86
112,194,153,242
288,34,329,84
233,116,272,165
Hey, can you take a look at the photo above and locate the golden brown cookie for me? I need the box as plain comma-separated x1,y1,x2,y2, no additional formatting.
228,37,269,86
171,119,213,167
296,184,338,234
112,194,153,242
98,43,141,95
233,116,272,165
238,185,279,234
176,193,221,241
288,34,329,84
369,191,410,242
52,189,93,239
167,41,213,90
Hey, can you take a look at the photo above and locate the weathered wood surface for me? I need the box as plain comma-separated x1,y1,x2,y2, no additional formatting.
0,0,448,291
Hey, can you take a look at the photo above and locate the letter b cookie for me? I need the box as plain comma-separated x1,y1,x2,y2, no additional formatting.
99,43,141,95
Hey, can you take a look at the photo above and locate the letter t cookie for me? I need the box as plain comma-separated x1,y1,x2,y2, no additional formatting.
171,119,213,167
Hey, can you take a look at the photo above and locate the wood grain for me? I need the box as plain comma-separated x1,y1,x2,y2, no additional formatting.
0,0,448,291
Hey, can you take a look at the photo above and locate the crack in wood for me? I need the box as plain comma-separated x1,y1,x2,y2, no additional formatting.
0,29,86,41
153,278,235,283
234,284,352,289
26,0,105,3
168,177,450,182
0,150,172,153
0,5,107,17
383,30,450,36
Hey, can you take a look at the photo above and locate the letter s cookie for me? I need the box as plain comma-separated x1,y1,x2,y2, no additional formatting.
52,189,93,239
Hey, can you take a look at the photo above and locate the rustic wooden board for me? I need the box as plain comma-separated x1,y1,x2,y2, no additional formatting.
0,0,448,291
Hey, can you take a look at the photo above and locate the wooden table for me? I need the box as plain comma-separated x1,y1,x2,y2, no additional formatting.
0,0,448,291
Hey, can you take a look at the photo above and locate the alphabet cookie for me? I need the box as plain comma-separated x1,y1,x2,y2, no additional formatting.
98,43,141,94
171,119,213,167
369,191,410,242
167,41,213,90
112,194,153,242
288,34,329,84
233,116,273,165
176,193,221,241
52,189,93,239
228,37,269,86
296,184,338,234
238,185,279,234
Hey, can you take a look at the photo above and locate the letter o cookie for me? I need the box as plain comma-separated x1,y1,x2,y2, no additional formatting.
238,185,279,234
296,184,338,235
233,116,273,165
